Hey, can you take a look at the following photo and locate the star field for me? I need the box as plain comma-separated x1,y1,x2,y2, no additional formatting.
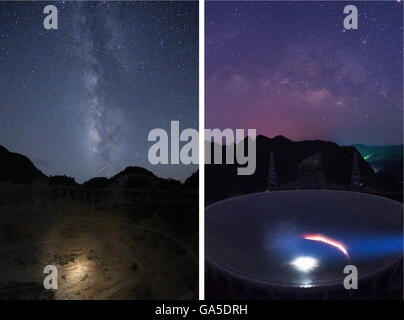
0,1,198,183
206,1,403,146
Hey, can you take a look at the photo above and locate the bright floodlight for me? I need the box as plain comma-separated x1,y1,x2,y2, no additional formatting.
291,256,318,272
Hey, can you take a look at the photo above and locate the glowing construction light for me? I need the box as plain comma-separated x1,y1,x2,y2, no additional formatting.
364,154,372,161
303,234,349,258
291,256,318,272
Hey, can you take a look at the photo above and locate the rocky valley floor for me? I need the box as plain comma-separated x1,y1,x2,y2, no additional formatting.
0,185,198,300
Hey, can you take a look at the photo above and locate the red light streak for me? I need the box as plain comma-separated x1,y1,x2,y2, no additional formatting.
303,234,349,258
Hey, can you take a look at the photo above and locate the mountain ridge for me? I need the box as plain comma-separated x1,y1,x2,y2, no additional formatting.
353,144,403,179
206,134,402,203
0,145,196,190
0,145,46,184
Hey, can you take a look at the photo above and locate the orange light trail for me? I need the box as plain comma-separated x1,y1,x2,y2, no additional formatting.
303,234,349,258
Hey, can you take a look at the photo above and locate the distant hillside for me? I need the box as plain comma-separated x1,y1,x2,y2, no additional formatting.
354,144,403,180
182,171,198,190
0,146,46,184
0,145,195,190
108,166,182,190
206,135,400,203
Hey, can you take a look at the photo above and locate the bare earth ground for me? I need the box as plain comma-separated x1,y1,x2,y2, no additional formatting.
0,188,198,300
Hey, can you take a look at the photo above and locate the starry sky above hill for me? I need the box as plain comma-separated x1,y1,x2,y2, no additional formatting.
206,1,403,146
0,1,198,183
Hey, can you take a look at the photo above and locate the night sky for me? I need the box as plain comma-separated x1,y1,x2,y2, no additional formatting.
0,1,198,183
206,1,403,146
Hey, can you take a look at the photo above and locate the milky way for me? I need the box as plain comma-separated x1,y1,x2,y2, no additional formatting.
0,2,198,182
206,1,403,145
72,4,127,176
